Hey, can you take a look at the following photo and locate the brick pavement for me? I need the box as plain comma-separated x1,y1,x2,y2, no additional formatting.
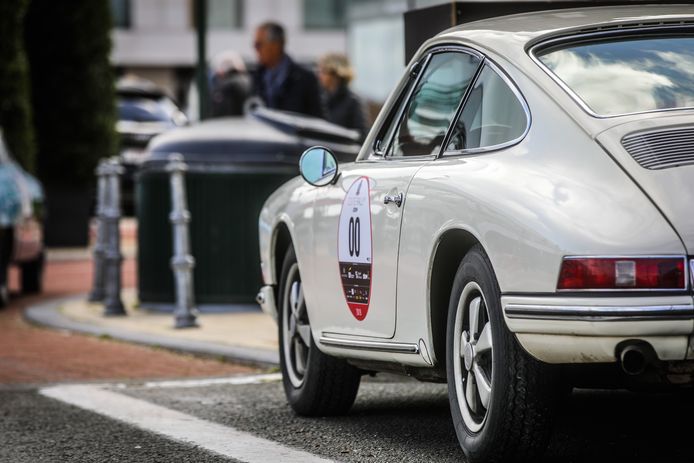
0,221,256,386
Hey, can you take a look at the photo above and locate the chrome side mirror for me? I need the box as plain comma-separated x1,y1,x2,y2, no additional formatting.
299,146,338,187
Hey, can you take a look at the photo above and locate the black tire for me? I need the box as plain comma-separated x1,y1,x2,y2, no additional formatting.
278,246,361,416
446,245,560,463
21,251,44,294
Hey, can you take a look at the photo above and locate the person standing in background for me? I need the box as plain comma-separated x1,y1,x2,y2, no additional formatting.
209,50,251,117
252,22,324,118
317,53,367,139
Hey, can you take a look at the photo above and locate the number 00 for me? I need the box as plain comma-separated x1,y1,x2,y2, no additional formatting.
348,217,361,257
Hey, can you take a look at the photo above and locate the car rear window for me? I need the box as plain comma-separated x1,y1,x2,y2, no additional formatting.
536,35,694,116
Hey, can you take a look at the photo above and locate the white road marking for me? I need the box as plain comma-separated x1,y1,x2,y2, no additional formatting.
40,383,333,463
140,373,282,389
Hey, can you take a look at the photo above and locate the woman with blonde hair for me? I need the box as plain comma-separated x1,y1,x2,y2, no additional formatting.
317,53,367,138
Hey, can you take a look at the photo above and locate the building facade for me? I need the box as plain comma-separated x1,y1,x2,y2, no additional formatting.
110,0,349,112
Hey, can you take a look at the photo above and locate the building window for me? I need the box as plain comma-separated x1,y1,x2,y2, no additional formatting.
110,0,131,29
207,0,243,29
304,0,347,29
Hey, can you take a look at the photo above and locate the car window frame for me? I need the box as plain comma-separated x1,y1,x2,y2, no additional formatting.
440,57,532,158
366,54,431,162
365,45,485,163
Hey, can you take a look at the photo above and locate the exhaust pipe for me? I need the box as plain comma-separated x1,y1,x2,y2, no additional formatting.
619,344,648,376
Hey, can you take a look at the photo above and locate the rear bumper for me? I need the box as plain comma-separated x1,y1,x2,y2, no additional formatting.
502,295,694,364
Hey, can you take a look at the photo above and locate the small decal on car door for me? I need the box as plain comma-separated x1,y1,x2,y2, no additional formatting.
338,176,372,321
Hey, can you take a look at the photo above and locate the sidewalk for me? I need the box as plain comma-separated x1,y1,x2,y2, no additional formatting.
20,218,280,368
25,289,279,367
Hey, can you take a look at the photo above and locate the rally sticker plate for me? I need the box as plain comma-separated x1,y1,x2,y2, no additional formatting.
337,176,372,321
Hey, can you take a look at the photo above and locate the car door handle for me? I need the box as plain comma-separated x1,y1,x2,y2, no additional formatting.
384,192,404,207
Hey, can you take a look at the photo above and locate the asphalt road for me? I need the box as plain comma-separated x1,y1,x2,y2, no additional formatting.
0,388,234,463
2,374,694,462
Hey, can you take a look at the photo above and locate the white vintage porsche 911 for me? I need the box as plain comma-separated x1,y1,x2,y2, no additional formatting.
257,5,694,462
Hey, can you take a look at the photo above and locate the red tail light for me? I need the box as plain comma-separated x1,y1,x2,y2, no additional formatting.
557,257,686,290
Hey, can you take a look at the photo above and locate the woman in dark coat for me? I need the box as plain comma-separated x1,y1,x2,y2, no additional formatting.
317,53,368,139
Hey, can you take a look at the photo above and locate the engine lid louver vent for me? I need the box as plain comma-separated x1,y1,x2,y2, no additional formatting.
622,127,694,170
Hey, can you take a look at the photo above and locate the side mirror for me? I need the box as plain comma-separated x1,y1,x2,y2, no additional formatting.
299,146,338,187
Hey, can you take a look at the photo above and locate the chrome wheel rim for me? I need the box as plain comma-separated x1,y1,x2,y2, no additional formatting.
453,281,493,433
282,263,311,388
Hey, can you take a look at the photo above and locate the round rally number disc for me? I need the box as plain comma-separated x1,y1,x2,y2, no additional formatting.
338,176,372,321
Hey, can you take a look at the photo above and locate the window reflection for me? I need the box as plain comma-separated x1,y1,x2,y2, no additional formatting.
448,65,527,151
390,52,480,157
538,36,694,116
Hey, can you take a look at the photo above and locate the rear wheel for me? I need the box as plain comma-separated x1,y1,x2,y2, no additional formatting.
278,246,361,416
446,245,560,463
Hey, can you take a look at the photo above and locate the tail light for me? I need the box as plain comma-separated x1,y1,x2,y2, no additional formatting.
557,257,686,291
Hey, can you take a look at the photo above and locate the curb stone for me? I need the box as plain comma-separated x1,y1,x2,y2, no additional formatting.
23,294,280,369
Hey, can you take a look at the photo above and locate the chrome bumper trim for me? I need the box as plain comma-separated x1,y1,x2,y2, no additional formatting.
505,304,694,321
319,334,419,354
256,285,277,321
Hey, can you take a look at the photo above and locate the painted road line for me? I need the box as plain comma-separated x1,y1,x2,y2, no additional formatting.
40,384,333,463
139,373,282,389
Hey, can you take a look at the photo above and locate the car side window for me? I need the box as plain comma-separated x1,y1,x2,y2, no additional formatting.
447,65,528,152
372,63,421,156
388,52,481,157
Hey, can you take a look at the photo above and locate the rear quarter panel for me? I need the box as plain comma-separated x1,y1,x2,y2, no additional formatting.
394,60,684,353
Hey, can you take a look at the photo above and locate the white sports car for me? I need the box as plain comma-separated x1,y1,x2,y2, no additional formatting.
258,5,694,462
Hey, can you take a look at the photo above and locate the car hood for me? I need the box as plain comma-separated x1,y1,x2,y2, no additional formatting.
597,112,694,254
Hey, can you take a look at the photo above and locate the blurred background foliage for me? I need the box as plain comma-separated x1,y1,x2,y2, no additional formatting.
24,0,117,187
0,0,36,173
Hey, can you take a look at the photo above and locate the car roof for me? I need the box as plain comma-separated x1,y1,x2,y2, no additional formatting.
420,4,694,135
435,4,694,57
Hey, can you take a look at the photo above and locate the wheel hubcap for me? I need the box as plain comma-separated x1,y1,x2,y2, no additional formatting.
463,339,474,371
282,264,311,388
453,282,494,432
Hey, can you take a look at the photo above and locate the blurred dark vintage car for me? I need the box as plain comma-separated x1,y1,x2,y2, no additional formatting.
0,130,45,307
135,105,362,308
116,76,188,213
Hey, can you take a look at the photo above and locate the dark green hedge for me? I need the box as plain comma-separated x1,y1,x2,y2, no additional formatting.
0,0,35,172
24,0,117,187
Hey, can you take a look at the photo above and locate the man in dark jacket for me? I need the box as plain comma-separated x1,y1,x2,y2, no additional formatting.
252,22,324,118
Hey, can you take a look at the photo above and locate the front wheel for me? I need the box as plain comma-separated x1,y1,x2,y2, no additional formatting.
278,246,361,416
446,245,560,463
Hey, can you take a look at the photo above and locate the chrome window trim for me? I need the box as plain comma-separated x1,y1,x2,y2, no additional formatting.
556,255,689,292
319,334,420,354
369,45,485,162
505,303,694,321
441,58,532,157
368,53,432,160
529,26,694,119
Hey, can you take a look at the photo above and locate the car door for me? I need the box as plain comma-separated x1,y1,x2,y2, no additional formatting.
309,48,483,339
396,59,534,336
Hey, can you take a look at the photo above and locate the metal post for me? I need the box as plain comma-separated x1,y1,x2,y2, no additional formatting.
88,160,108,302
167,153,198,328
195,0,209,120
102,157,126,316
